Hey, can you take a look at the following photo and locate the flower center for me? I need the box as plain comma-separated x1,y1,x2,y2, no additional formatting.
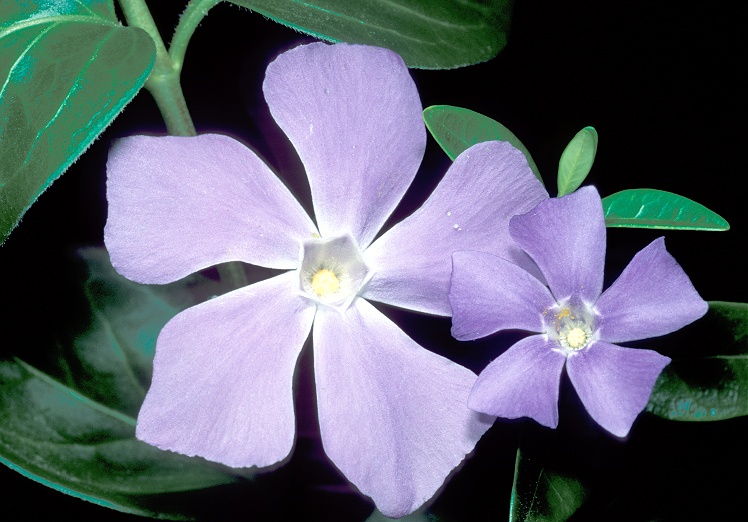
298,233,372,310
310,268,341,296
546,302,596,352
565,327,587,348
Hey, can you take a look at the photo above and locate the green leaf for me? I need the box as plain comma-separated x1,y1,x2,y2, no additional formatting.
229,0,513,69
556,127,597,197
0,248,239,518
510,446,586,522
423,105,543,185
647,302,748,421
0,1,155,245
58,248,227,417
601,189,730,230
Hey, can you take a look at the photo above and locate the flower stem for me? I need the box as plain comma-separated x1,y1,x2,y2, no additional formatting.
118,0,196,136
171,0,221,73
118,0,248,287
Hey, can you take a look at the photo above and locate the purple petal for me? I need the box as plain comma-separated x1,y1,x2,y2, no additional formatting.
263,43,425,249
468,335,567,429
450,251,555,340
510,185,605,304
566,341,671,437
105,134,317,284
313,298,492,517
595,237,708,343
363,141,548,316
136,272,314,468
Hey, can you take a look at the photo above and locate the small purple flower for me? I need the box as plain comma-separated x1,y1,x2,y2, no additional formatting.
105,43,547,516
449,186,708,437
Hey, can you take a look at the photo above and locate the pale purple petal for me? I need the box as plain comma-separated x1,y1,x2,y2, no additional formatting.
566,341,671,437
450,251,555,340
595,237,708,343
263,43,425,249
105,134,317,284
468,335,567,429
136,272,315,468
313,298,492,518
363,141,548,316
510,185,605,304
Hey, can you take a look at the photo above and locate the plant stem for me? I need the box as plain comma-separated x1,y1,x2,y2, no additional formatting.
118,0,248,287
171,0,221,72
118,0,196,136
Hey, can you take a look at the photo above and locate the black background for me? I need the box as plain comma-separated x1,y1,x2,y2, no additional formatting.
1,1,745,520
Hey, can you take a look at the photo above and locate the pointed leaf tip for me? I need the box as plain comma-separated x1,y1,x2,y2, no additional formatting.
423,105,543,185
557,127,598,197
602,189,729,230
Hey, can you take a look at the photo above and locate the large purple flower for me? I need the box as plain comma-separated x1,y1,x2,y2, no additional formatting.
449,186,708,437
104,43,548,516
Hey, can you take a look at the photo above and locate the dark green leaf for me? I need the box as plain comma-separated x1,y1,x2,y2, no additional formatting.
602,189,729,230
229,0,513,69
0,0,155,244
423,105,543,184
647,302,748,421
510,446,586,522
0,249,239,518
557,127,597,197
58,248,226,417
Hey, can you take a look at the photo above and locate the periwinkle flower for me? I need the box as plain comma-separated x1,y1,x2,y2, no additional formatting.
105,42,548,516
449,186,708,437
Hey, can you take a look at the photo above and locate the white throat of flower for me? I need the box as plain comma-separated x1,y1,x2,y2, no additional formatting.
545,299,597,354
298,233,372,311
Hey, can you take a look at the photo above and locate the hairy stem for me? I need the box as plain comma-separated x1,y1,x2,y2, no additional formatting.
171,0,222,72
118,0,248,287
118,0,196,136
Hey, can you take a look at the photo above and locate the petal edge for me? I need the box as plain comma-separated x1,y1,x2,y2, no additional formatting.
313,298,492,517
136,272,314,468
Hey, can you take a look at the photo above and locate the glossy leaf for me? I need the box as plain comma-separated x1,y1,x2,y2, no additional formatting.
602,189,730,230
0,1,155,244
229,0,513,69
0,249,239,518
423,105,543,184
510,446,586,522
557,127,597,197
647,302,748,421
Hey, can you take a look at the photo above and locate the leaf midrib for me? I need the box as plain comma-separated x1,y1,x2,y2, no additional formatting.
0,14,116,40
14,358,137,426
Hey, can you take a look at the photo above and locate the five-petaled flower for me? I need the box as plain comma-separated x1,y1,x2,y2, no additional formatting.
105,42,548,516
449,186,708,437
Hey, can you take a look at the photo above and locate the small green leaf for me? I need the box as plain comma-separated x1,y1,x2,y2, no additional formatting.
0,0,155,244
229,0,513,69
423,105,543,184
0,249,239,518
557,127,597,197
647,302,748,421
602,189,729,230
510,446,586,522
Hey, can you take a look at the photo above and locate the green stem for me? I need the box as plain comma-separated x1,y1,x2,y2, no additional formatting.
118,0,248,287
171,0,222,72
118,0,196,136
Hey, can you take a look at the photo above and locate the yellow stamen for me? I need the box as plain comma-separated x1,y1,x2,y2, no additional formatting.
311,269,340,297
565,327,587,349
